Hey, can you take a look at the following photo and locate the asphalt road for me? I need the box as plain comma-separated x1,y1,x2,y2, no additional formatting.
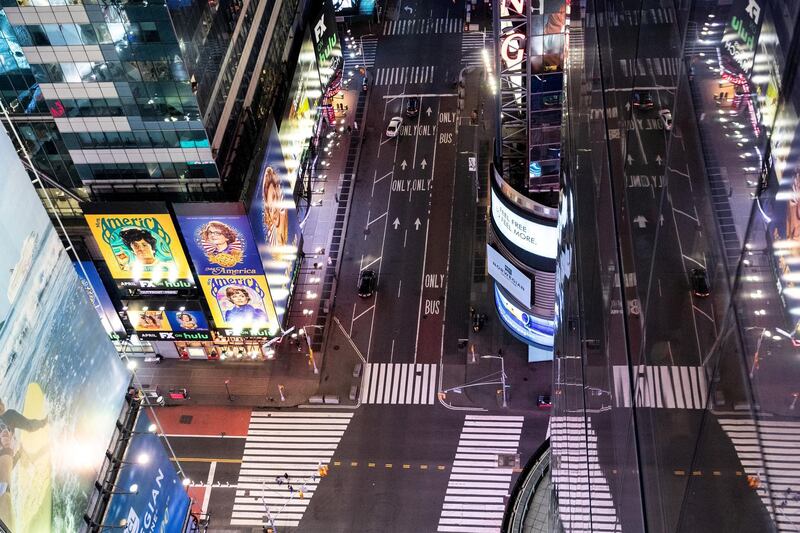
578,3,775,532
335,0,470,367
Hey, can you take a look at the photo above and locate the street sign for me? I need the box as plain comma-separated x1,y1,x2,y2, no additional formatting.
469,157,477,172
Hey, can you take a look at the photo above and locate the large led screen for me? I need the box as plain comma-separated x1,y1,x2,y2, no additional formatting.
250,121,301,325
311,0,341,85
122,300,211,341
102,411,190,531
495,285,554,349
0,130,130,532
175,203,280,335
491,189,559,261
83,203,194,292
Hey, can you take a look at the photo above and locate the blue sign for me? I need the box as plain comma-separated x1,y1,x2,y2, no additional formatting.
103,411,190,532
494,285,555,348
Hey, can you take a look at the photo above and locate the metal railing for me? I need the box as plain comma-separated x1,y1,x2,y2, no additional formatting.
503,439,551,533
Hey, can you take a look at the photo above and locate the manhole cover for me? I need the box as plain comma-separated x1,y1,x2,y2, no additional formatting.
333,345,340,350
179,415,193,425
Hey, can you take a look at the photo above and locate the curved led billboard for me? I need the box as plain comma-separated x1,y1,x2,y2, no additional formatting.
490,187,558,269
494,284,554,348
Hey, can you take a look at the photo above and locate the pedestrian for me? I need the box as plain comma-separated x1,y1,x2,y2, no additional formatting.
347,125,352,134
354,121,359,131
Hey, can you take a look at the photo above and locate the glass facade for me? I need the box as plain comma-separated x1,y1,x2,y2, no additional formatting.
553,0,800,531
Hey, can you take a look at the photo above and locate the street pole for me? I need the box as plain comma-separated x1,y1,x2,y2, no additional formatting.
224,379,233,402
278,384,286,402
480,355,508,407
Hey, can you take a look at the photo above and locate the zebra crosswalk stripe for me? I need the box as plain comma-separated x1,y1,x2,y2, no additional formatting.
360,363,437,404
612,365,708,409
374,66,436,86
437,415,524,532
551,417,622,531
719,417,800,532
384,17,462,35
230,411,354,528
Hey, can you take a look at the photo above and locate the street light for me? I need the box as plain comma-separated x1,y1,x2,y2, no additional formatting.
481,355,508,408
298,328,319,374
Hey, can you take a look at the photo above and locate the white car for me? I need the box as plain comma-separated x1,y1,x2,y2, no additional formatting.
386,116,403,138
659,108,673,131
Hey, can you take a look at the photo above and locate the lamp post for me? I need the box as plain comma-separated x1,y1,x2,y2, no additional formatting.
298,328,319,374
481,355,508,407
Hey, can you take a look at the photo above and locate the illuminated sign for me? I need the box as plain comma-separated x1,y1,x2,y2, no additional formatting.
83,203,194,291
491,189,558,260
495,285,554,347
199,275,279,335
723,0,763,75
312,0,341,85
487,245,532,306
251,120,301,324
123,300,211,341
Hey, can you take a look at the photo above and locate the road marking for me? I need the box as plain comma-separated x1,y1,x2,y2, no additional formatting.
360,363,438,404
231,411,353,528
613,365,708,409
201,461,217,515
352,305,375,323
383,93,458,99
172,457,243,463
397,280,402,298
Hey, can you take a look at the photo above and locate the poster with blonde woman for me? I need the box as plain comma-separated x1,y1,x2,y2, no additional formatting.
262,166,290,247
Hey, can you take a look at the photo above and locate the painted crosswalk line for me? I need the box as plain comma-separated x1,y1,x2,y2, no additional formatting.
437,414,524,532
719,416,800,532
612,364,708,409
374,66,436,86
384,17,462,36
360,363,437,405
551,416,622,532
230,411,354,528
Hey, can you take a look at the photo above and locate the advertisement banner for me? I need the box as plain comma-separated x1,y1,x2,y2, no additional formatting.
102,411,190,532
487,245,533,307
311,0,341,85
123,300,211,341
83,204,194,292
250,120,301,324
175,203,266,277
199,275,279,335
723,0,764,76
491,189,559,260
74,261,127,340
494,285,554,348
0,130,130,532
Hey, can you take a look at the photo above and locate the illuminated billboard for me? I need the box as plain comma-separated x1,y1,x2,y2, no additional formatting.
250,120,301,324
495,285,554,349
122,300,211,341
199,275,279,335
83,204,194,293
102,411,190,531
311,0,341,85
487,244,532,306
723,0,763,76
491,188,559,261
0,130,130,531
74,261,127,340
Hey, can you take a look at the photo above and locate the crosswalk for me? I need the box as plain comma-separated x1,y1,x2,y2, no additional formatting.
719,417,800,532
374,66,436,86
462,32,491,68
360,363,438,404
343,36,378,72
437,415,524,532
230,411,354,528
618,57,682,78
550,416,621,532
384,17,462,36
583,7,676,28
612,364,709,409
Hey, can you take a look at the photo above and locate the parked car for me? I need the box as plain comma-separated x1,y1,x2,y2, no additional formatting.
690,268,710,297
386,116,403,138
406,97,419,117
659,108,674,130
358,269,377,297
633,91,654,110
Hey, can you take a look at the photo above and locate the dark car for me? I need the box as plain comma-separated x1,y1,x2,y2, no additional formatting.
690,268,710,297
537,395,552,409
406,96,419,117
633,91,654,110
358,269,377,297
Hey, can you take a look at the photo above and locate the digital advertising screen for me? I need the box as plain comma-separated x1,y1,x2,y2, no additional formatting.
199,275,279,336
487,244,533,307
73,260,127,340
491,188,559,262
83,203,194,292
311,0,341,85
123,300,211,341
0,130,130,532
250,120,301,325
102,411,191,532
494,285,554,349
